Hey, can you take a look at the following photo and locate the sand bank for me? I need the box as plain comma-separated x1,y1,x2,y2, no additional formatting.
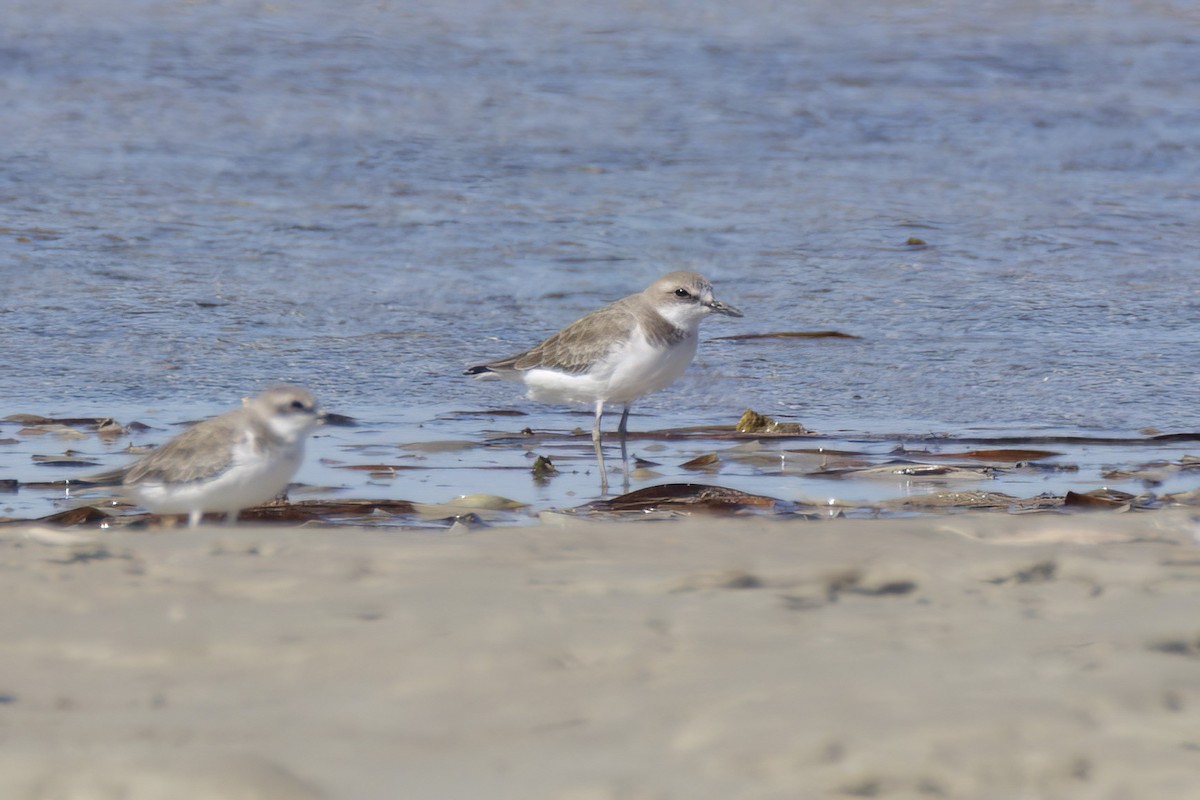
1,512,1198,799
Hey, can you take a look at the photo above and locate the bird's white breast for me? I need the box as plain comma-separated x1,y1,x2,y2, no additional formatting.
127,432,305,516
520,326,697,405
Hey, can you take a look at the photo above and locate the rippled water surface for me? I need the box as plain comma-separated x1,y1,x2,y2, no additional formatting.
2,0,1199,520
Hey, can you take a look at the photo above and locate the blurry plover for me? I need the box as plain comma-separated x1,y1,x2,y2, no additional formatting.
466,271,742,490
116,385,324,526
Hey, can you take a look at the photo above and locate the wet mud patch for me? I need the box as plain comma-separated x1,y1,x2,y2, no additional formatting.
2,407,1200,529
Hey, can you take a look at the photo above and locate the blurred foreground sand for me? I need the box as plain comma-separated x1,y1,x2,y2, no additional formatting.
2,512,1199,799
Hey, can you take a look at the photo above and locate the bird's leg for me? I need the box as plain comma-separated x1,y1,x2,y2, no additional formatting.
225,510,239,525
593,400,608,492
618,404,631,489
187,509,202,528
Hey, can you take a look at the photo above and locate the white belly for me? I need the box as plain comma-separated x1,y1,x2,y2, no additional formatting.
521,330,698,405
126,444,304,516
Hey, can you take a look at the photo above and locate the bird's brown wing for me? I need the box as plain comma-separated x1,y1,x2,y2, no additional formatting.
123,411,250,485
483,297,639,375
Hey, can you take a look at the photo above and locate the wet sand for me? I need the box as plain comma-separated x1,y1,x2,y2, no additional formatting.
2,512,1199,799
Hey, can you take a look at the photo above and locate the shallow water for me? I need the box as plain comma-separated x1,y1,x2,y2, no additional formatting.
2,0,1199,521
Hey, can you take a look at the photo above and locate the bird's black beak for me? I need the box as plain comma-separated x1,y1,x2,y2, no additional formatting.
706,299,743,318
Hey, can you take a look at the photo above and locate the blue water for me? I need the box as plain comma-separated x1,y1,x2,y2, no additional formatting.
2,0,1199,520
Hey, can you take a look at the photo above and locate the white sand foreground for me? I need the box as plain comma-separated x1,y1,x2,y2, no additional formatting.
1,511,1199,800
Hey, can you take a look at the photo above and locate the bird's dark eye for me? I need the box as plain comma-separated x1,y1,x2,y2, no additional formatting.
674,288,691,298
290,400,307,411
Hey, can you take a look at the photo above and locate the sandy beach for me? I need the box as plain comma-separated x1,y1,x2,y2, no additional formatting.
2,511,1198,799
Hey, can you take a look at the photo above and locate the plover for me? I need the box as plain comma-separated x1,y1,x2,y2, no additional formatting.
116,385,324,526
466,271,742,490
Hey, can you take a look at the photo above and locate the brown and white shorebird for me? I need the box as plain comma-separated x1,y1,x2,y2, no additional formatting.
110,385,324,526
465,271,742,490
